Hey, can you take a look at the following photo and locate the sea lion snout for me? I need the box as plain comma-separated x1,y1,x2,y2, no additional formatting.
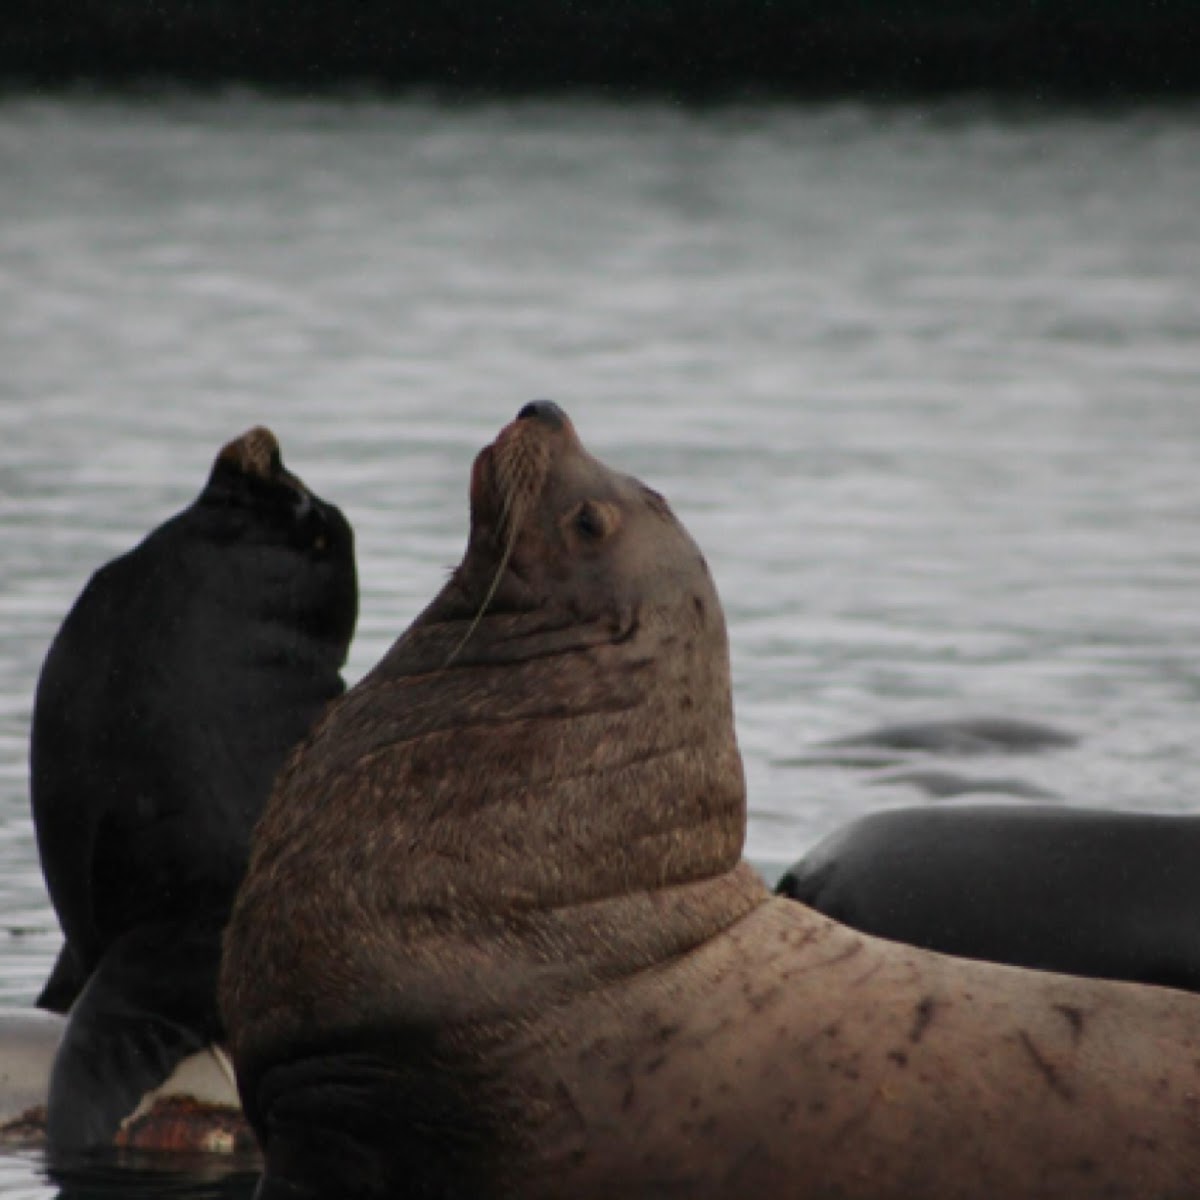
213,426,312,504
471,406,566,538
517,399,567,429
216,425,281,480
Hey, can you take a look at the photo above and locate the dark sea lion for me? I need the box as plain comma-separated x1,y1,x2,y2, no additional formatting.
31,427,356,1153
777,804,1200,992
221,402,1200,1200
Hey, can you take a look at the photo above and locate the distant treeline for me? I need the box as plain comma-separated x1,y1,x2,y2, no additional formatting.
5,0,1200,95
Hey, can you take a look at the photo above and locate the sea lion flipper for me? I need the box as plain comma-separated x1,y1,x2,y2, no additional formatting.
46,926,217,1152
35,942,89,1015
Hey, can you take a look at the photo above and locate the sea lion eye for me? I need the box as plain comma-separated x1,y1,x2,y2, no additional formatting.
577,504,603,538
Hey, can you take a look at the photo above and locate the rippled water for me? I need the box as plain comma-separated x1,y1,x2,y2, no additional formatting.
2,92,1199,1195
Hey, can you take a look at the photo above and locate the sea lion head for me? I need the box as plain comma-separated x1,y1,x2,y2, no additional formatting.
191,426,357,648
204,426,341,553
430,400,721,659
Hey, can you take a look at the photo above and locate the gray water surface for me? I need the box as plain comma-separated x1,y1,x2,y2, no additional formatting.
2,93,1199,1196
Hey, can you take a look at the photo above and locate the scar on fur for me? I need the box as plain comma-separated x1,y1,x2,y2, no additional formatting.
909,996,938,1044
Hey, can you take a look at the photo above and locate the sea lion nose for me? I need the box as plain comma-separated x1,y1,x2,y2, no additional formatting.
517,400,567,430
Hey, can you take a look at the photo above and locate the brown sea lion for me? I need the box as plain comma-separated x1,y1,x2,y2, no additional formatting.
221,401,1200,1200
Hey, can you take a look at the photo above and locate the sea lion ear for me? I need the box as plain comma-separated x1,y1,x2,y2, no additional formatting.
641,487,674,520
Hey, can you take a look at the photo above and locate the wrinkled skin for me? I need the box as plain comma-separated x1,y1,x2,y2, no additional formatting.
222,403,1200,1200
32,427,357,1153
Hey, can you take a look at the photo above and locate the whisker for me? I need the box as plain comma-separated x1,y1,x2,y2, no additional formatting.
443,430,548,668
444,485,526,667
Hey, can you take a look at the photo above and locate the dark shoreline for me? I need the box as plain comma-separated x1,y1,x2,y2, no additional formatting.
5,3,1200,97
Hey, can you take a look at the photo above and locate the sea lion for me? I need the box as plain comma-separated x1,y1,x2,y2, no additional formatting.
31,427,356,1153
221,402,1200,1199
777,804,1200,992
